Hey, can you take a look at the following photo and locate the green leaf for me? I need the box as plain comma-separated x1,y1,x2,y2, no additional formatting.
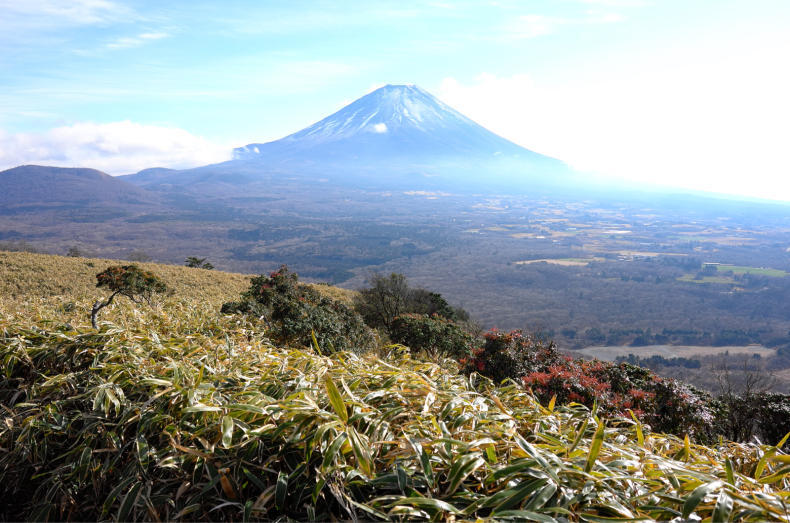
140,378,172,387
525,482,558,509
391,496,459,515
324,376,348,423
580,516,653,522
183,404,223,413
491,478,549,514
135,434,149,470
712,491,733,523
725,458,735,486
311,330,322,354
116,481,142,522
221,415,234,448
754,447,777,479
486,445,497,464
321,431,348,470
568,418,589,456
348,425,373,477
275,471,288,511
585,420,606,473
757,464,790,484
681,480,723,519
445,452,486,496
409,438,434,489
494,509,557,522
102,476,135,516
628,410,644,447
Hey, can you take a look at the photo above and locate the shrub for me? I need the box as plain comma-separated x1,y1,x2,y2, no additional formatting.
389,313,473,358
185,256,214,270
222,265,375,354
462,329,716,440
460,329,563,383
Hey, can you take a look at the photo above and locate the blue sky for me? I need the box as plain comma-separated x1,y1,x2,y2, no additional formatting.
1,0,789,199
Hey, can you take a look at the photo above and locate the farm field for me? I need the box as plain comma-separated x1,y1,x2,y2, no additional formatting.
577,344,776,361
716,264,787,277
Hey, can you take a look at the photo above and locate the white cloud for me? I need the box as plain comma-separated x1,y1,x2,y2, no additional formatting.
437,65,790,201
106,31,169,50
0,121,232,174
577,0,650,6
503,11,624,39
0,0,132,28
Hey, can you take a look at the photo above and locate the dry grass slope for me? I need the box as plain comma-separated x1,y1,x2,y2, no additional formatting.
0,250,356,311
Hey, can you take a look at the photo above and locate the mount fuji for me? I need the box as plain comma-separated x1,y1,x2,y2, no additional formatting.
236,84,538,162
126,84,572,194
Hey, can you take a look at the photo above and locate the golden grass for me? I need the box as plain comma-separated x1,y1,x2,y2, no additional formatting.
0,250,356,310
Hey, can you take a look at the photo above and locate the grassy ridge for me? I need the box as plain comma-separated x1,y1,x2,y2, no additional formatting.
1,251,789,520
0,250,355,308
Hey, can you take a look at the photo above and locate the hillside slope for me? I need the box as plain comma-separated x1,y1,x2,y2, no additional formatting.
0,165,156,209
0,250,356,307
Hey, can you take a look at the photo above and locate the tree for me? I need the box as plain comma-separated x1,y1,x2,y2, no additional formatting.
66,246,83,257
126,250,152,262
185,256,214,270
91,265,167,328
712,355,777,442
354,272,470,334
354,273,410,332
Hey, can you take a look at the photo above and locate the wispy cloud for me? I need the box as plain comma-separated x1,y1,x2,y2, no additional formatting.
577,0,650,6
106,31,169,50
503,11,625,39
0,0,134,28
0,121,231,174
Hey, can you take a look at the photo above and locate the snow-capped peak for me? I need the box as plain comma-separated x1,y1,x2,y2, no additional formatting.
279,84,476,143
233,84,542,161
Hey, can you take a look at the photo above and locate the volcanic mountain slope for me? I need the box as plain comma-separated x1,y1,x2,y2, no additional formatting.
235,84,541,162
125,84,572,194
0,165,156,210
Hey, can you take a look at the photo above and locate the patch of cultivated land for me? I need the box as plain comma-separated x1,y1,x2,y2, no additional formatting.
717,264,787,276
513,257,603,267
576,344,776,361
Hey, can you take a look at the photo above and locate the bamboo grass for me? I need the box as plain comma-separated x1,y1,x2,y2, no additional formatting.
1,296,789,521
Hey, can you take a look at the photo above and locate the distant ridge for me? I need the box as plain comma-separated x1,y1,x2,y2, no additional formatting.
0,165,155,208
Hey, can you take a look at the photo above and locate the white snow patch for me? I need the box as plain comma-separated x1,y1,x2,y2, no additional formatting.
360,110,379,129
372,123,388,133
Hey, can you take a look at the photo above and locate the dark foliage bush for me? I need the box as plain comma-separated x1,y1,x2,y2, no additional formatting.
460,329,563,383
389,313,473,358
222,265,376,354
461,329,717,440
